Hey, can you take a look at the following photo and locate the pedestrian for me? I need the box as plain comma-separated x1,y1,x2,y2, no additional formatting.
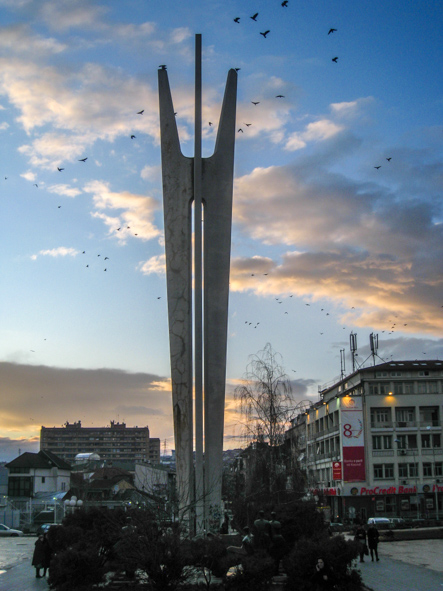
312,557,335,590
354,524,368,562
32,535,45,578
220,512,229,535
367,523,380,562
41,533,53,577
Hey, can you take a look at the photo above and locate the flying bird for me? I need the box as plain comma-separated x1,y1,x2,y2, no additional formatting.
209,122,213,126
386,157,392,161
282,0,288,6
235,68,241,71
276,95,285,98
251,101,260,105
332,57,338,63
250,13,258,20
374,166,381,169
233,17,240,23
328,28,337,34
104,257,109,260
244,123,252,126
131,135,136,139
57,167,64,171
238,128,243,133
137,110,144,115
33,184,38,188
260,30,270,38
78,157,87,162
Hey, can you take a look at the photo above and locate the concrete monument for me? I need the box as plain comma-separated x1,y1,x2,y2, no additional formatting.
158,35,237,532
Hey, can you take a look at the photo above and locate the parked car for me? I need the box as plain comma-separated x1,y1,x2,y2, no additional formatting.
329,522,345,533
37,523,54,535
0,524,23,537
389,517,407,528
367,517,391,529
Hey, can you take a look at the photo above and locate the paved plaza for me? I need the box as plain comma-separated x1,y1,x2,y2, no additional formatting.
0,537,442,591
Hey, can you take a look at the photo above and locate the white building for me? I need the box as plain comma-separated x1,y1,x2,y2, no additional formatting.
288,360,443,523
5,450,71,498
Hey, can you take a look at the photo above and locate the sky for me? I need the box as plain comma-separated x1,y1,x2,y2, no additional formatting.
0,0,442,462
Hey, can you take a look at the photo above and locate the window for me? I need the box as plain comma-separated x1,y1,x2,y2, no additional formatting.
395,434,417,450
41,477,45,484
371,408,391,425
374,464,393,479
395,407,415,425
384,464,394,478
8,477,33,497
395,382,414,394
372,435,392,450
436,463,443,477
374,464,383,479
421,433,440,448
369,383,390,395
420,407,439,427
61,482,66,491
399,463,418,478
423,463,433,477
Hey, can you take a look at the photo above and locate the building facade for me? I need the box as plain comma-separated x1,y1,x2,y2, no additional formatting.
5,450,71,498
288,360,443,523
40,421,160,465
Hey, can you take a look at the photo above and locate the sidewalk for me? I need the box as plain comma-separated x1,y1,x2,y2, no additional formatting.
0,559,49,591
358,555,443,591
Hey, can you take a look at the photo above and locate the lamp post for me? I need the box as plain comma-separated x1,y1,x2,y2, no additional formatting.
395,438,419,519
432,445,439,521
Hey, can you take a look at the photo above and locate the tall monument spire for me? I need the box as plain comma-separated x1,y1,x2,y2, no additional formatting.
158,35,237,533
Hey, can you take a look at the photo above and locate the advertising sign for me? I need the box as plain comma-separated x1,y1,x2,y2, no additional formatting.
341,396,365,482
332,461,342,481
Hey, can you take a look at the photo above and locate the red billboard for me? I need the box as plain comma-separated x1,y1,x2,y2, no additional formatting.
341,396,366,482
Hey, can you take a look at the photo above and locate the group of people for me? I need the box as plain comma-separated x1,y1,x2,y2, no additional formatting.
226,510,288,574
32,533,53,578
354,523,380,562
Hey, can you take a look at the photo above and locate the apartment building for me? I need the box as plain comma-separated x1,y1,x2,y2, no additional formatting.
287,360,443,522
40,420,160,465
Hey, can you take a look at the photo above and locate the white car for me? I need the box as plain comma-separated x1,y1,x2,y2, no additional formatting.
0,524,23,537
367,517,391,528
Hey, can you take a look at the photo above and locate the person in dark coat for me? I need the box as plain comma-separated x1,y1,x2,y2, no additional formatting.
32,535,45,578
354,524,367,563
312,557,335,590
367,523,380,561
41,533,53,577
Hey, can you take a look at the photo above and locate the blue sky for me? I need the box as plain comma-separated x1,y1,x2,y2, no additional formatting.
0,0,442,461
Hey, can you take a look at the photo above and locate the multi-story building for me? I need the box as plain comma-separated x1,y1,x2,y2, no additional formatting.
287,360,443,523
40,420,160,465
5,450,71,498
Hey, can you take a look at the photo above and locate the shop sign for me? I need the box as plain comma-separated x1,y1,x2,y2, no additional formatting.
332,461,342,480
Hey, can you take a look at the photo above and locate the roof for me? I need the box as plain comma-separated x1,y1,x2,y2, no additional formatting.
321,359,443,396
5,450,71,471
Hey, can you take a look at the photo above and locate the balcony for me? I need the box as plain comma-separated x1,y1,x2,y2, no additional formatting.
372,450,395,457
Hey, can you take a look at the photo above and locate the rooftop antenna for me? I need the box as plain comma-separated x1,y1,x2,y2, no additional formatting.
340,348,346,380
350,332,358,372
370,333,378,366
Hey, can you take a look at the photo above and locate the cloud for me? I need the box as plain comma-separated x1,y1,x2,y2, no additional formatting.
0,362,174,461
84,180,161,242
31,246,79,260
285,119,344,151
47,183,82,198
139,254,166,276
231,135,443,336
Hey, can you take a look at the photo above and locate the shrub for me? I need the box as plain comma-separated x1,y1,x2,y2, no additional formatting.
224,550,276,591
283,533,362,591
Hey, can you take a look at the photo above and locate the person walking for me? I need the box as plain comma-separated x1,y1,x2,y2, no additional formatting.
367,523,380,562
354,524,368,563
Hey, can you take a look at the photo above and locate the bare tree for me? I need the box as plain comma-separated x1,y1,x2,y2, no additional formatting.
235,343,295,447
